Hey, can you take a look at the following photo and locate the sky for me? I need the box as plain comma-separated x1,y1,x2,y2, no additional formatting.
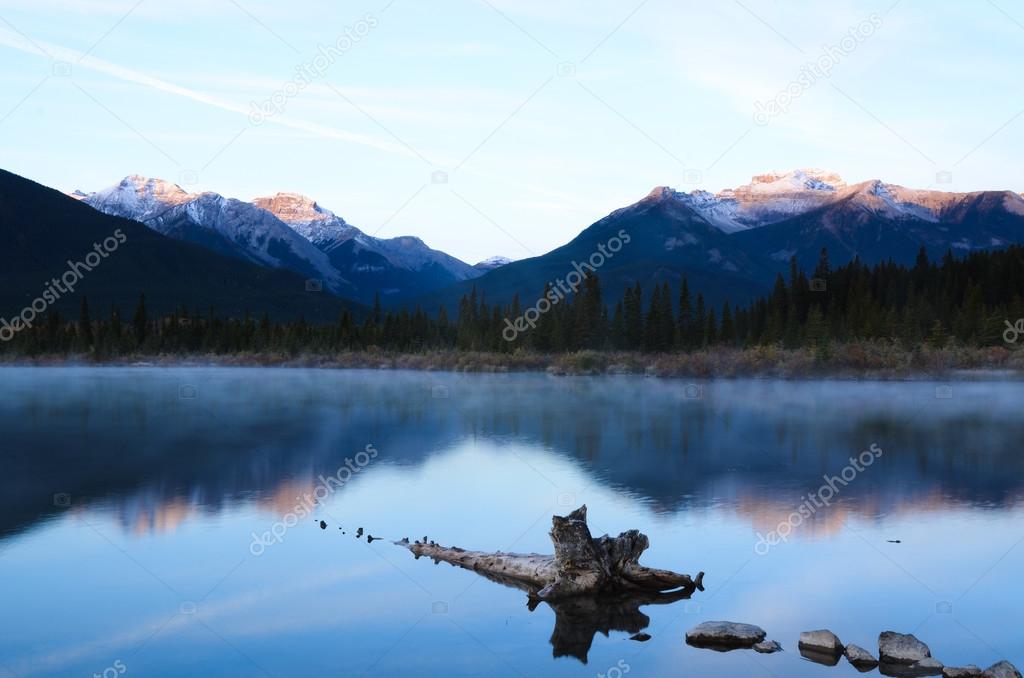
0,0,1022,264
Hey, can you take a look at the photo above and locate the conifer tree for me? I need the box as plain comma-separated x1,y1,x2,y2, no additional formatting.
78,296,93,349
677,278,693,350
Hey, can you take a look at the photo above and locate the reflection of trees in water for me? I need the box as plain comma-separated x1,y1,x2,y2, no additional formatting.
2,371,1023,541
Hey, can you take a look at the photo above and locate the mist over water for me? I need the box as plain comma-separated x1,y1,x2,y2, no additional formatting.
1,368,1021,676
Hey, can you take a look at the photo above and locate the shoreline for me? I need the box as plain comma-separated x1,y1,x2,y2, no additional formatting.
2,343,1022,380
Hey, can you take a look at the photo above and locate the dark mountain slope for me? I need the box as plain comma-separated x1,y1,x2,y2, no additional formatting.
410,187,774,313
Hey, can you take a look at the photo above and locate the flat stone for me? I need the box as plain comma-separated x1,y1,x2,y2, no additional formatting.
944,666,982,678
685,621,766,650
846,643,880,669
880,631,932,665
629,633,651,642
983,661,1023,678
881,658,944,678
799,629,844,654
753,640,782,654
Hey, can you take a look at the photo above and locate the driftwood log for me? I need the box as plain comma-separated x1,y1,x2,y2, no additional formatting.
397,505,703,600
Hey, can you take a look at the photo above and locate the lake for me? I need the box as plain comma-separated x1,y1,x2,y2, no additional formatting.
0,367,1021,677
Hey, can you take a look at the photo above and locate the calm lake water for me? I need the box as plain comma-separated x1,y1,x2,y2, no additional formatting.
1,367,1022,677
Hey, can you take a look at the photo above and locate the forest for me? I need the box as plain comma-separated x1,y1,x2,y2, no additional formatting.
2,246,1022,359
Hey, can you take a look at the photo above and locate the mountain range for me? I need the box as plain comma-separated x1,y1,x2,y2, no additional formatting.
78,176,493,305
4,167,1023,322
414,169,1024,312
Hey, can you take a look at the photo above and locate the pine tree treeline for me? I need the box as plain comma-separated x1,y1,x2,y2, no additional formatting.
3,246,1023,358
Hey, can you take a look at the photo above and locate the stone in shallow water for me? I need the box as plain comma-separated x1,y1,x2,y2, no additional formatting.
753,640,782,654
799,629,844,654
913,658,946,675
846,643,880,669
685,621,766,650
879,631,932,665
983,661,1023,678
943,666,982,677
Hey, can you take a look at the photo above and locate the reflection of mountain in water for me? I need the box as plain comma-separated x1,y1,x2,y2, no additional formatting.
2,368,1023,540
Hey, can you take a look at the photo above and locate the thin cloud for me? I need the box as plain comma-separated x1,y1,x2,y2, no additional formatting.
0,27,421,160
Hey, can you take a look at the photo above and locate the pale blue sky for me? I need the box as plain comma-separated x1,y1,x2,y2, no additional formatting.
1,0,1021,263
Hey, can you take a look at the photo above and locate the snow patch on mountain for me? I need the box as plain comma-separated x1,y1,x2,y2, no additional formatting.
706,248,739,271
1004,193,1024,216
664,234,698,250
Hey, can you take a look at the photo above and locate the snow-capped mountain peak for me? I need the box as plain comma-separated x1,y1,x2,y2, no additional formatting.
654,169,850,233
252,192,334,226
741,169,846,194
474,256,513,272
646,186,684,201
87,175,194,222
251,192,358,245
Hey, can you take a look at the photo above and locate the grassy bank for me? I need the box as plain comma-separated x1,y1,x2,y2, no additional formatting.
3,341,1023,379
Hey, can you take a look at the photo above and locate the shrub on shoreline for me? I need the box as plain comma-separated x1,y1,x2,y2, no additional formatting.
3,341,1021,379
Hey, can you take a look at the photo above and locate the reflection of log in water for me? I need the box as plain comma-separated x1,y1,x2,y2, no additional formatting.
396,505,704,663
470,565,698,662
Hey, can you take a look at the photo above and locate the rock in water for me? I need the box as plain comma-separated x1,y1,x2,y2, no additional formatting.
753,640,782,654
846,643,879,669
879,631,932,665
319,520,327,530
983,661,1023,678
942,666,982,678
799,629,844,654
685,621,766,649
